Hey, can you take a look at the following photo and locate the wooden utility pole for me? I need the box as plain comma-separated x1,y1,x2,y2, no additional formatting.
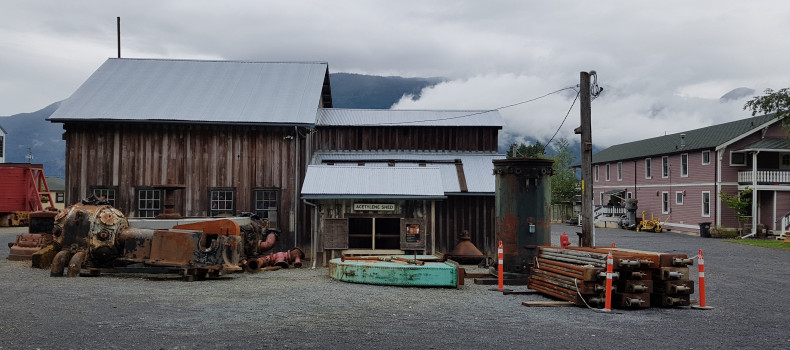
578,71,593,247
117,17,121,58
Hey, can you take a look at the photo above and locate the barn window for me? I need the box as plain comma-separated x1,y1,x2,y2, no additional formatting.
56,193,64,203
136,188,162,218
209,188,236,216
92,188,117,207
252,189,279,228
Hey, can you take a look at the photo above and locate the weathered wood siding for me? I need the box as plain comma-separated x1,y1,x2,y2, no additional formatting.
435,195,496,257
313,126,500,152
63,122,310,249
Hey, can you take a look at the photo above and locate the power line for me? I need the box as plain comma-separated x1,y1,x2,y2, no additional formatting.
545,91,580,149
375,86,578,125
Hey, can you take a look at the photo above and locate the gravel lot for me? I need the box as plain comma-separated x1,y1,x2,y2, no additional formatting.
1,224,789,350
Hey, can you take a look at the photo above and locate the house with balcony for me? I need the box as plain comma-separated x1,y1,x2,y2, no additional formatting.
591,114,790,237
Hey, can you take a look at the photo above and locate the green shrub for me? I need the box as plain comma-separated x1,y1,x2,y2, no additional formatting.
710,226,739,239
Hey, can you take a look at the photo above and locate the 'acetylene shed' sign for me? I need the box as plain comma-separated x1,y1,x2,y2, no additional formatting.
353,203,396,211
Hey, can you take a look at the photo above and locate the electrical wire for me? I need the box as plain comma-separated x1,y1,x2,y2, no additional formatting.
375,86,578,126
544,91,580,149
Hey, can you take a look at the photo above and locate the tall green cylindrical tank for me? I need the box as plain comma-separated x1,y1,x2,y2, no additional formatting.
493,158,554,274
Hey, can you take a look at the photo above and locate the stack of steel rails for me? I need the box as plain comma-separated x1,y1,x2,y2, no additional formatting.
528,246,694,309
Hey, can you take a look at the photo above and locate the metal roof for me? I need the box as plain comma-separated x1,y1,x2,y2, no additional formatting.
317,108,505,127
311,151,504,194
49,58,329,126
737,138,790,152
301,165,446,199
592,114,779,164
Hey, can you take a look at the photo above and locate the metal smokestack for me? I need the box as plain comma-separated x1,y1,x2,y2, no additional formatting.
117,17,121,58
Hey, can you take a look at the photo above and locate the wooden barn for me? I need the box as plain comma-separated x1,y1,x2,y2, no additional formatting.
48,57,506,259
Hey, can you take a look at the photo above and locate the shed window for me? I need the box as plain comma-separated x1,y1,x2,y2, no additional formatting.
209,188,236,216
56,193,64,203
252,189,279,228
92,188,117,207
136,188,162,218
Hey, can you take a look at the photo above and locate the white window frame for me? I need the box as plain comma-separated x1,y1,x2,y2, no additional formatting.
136,188,162,218
594,165,599,182
680,153,688,177
605,164,610,181
730,152,746,166
617,162,623,181
626,192,632,199
702,151,710,165
662,191,670,214
92,188,117,207
702,191,711,217
252,189,280,228
675,191,684,205
645,158,652,179
662,156,669,178
209,188,236,217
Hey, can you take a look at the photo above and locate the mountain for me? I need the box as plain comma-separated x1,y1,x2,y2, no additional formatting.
0,73,445,177
0,102,65,176
329,73,444,108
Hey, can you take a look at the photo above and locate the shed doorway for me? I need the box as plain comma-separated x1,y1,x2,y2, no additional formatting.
348,217,400,249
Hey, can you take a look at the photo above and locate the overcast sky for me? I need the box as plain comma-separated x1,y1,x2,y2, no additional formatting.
2,1,789,149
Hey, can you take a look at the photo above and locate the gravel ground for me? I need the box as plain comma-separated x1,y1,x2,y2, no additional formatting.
1,224,789,350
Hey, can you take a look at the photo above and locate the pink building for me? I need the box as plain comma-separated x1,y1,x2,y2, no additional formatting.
591,114,790,236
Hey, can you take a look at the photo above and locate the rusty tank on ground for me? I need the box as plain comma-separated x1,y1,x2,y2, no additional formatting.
49,199,244,280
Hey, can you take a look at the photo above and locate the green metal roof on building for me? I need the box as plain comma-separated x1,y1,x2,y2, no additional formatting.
592,114,779,164
738,138,790,152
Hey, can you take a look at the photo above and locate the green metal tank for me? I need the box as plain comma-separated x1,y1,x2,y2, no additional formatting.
493,158,554,274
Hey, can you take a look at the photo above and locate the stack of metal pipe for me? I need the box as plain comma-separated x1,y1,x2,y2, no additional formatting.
527,246,694,309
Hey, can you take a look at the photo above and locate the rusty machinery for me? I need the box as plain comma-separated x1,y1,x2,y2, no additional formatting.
7,211,57,262
47,199,280,280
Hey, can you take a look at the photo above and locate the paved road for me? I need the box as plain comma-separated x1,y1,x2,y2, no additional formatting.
0,224,788,349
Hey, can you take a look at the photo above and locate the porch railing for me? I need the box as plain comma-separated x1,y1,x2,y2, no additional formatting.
594,205,625,219
738,169,790,184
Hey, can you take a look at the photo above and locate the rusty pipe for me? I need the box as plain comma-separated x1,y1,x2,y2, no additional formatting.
50,250,71,277
257,231,277,253
289,248,304,268
67,251,87,277
245,257,267,273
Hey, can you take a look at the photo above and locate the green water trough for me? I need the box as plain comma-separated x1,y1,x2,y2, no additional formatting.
328,256,461,288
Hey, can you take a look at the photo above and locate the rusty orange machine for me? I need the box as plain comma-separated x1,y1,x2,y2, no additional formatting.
49,199,246,280
7,211,58,261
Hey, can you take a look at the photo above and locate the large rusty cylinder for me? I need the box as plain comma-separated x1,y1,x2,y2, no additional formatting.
240,217,280,258
493,158,554,274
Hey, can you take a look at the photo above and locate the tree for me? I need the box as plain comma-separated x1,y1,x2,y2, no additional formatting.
547,138,580,206
506,140,545,158
744,88,790,134
719,187,752,234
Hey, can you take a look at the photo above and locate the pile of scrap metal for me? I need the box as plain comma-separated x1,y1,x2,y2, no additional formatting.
7,211,58,263
39,198,302,280
528,246,695,309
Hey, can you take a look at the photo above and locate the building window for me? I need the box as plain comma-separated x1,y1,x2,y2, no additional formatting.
600,192,604,206
702,151,710,165
676,191,684,205
662,192,670,214
209,188,236,217
594,165,599,182
56,193,64,203
645,158,652,179
252,189,279,228
617,162,623,181
662,156,669,178
781,154,790,169
0,135,4,158
605,164,610,181
702,191,711,217
626,192,632,199
730,152,746,166
136,188,162,218
681,153,688,177
92,188,116,207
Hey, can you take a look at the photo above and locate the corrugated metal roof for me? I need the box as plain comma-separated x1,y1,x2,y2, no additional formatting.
49,58,329,126
301,165,445,199
311,151,504,194
317,108,505,127
592,114,779,164
738,138,790,151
